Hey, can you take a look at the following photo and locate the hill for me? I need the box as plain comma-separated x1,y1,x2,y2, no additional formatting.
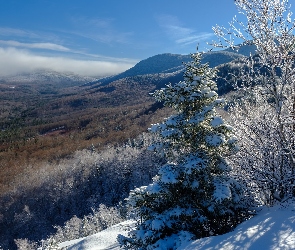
225,43,257,57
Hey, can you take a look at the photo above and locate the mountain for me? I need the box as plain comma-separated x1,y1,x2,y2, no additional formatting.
0,70,99,88
0,46,253,164
84,49,245,88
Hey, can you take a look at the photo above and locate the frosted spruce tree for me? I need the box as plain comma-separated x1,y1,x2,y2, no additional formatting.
118,53,250,250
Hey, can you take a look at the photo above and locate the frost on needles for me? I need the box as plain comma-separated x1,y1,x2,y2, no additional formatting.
118,53,251,250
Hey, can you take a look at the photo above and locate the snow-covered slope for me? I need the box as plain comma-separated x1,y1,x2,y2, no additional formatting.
59,220,135,250
182,201,295,250
59,200,295,250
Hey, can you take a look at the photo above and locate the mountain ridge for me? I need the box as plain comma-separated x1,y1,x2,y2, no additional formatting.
82,43,256,89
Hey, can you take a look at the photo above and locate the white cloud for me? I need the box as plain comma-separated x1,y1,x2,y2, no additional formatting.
0,39,139,63
67,29,133,45
0,40,70,51
0,27,36,37
65,17,133,45
176,33,214,46
163,24,194,39
157,14,214,47
0,47,135,77
0,27,60,42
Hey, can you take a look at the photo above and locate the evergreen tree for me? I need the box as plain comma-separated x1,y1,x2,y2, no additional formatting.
118,53,250,250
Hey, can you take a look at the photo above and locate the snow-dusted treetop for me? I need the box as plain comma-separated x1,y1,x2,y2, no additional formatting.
149,53,238,160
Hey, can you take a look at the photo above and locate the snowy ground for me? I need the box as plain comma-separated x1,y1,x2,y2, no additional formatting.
59,200,295,250
58,220,135,250
182,200,295,250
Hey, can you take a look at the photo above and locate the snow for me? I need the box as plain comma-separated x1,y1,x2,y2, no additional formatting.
59,220,135,250
181,201,295,250
213,179,232,201
205,91,218,98
152,218,165,230
193,76,201,81
146,181,162,194
210,116,224,127
59,200,295,250
159,164,179,184
206,134,225,146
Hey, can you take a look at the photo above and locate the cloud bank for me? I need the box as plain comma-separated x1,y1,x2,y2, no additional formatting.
0,47,135,77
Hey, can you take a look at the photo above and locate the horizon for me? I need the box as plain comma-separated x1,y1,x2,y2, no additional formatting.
1,1,293,77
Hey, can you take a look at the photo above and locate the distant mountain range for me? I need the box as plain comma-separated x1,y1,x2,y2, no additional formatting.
0,44,256,92
0,70,99,88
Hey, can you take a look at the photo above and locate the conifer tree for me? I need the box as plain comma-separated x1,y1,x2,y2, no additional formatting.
118,53,250,250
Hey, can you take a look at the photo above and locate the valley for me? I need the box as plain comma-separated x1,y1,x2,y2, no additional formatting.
0,49,253,249
0,50,250,195
0,73,171,194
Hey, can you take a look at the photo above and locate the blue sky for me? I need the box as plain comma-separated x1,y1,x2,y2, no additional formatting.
0,1,255,77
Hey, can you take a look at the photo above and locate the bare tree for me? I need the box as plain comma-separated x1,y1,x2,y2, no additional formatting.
213,0,295,203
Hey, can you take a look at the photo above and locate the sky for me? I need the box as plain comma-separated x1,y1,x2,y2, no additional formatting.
0,1,266,77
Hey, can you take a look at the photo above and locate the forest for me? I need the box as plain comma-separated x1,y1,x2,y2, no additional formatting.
1,0,295,249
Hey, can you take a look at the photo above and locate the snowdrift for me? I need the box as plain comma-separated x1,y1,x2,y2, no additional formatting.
59,200,295,250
